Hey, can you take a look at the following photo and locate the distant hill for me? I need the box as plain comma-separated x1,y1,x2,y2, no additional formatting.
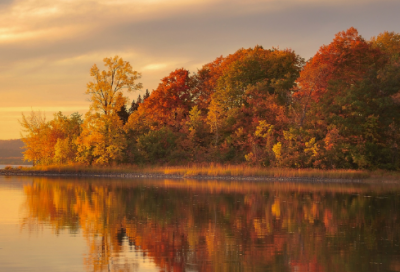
0,139,30,165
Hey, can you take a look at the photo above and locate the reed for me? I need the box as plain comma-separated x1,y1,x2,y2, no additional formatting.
12,163,370,179
163,163,369,179
24,164,164,174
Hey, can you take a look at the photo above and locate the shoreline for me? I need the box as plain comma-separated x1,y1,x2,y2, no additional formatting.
1,169,399,184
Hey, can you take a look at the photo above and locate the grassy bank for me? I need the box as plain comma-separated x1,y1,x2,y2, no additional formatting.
0,163,378,180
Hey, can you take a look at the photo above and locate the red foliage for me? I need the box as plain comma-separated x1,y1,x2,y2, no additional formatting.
142,68,192,127
295,27,383,102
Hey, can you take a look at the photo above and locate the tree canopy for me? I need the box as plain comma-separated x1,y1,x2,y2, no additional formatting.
20,28,400,169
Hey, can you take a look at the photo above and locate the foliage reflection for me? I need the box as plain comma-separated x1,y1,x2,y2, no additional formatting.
22,178,400,272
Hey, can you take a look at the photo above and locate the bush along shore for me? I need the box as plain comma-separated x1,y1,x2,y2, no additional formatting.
1,164,400,184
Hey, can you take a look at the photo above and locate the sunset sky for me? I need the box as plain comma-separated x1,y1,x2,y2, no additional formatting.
1,0,399,139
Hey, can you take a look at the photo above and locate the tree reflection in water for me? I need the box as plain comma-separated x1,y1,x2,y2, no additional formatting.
21,178,400,272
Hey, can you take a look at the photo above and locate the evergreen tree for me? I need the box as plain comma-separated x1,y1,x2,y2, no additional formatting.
144,89,150,100
129,94,143,114
117,104,130,125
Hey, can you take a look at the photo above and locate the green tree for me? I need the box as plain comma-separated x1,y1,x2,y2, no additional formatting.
136,127,178,163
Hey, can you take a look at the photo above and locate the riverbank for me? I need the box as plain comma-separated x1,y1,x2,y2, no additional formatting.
1,165,400,184
0,169,366,183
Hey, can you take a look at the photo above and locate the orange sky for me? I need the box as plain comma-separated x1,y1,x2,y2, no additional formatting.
1,0,399,139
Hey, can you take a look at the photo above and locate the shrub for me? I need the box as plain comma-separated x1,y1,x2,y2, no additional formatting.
136,127,179,163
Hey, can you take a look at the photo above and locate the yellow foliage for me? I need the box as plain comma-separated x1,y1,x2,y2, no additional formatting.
255,121,274,139
304,138,319,157
207,98,224,146
76,113,126,165
272,142,282,161
86,56,142,116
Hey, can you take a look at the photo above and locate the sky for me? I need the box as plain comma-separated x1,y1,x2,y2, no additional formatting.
0,0,399,139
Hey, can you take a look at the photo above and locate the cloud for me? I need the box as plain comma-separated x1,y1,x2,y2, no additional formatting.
0,106,88,112
143,63,169,71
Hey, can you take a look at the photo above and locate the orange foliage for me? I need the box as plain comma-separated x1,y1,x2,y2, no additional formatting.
139,68,192,129
295,28,382,106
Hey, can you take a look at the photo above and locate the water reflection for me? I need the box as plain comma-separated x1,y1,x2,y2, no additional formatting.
20,178,400,272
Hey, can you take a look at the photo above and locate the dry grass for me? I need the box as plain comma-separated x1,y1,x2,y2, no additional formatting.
11,163,372,179
163,163,369,179
3,165,28,170
24,164,164,174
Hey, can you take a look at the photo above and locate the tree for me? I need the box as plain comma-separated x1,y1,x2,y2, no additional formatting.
77,56,141,165
116,104,130,125
294,27,382,126
191,57,224,112
76,113,127,165
371,31,400,57
143,89,150,100
86,56,142,116
52,112,83,164
20,111,82,165
136,127,178,163
207,97,224,146
20,110,48,165
137,68,193,129
290,28,400,169
181,105,211,159
128,90,150,115
214,46,303,109
129,95,141,114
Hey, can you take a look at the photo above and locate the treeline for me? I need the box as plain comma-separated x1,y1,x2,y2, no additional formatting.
21,28,400,169
0,139,30,165
0,139,24,157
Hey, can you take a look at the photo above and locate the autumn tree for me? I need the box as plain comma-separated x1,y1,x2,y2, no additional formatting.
288,28,400,169
76,112,127,165
293,27,382,126
20,110,48,165
238,81,289,165
86,56,142,115
214,46,303,109
191,57,225,112
131,68,193,130
52,112,83,164
371,31,400,57
77,56,142,165
123,69,193,163
207,98,224,146
128,90,151,116
194,47,302,162
20,111,82,165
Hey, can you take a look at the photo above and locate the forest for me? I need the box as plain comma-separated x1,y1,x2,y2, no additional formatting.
20,28,400,170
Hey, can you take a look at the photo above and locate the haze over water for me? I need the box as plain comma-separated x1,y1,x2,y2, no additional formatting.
0,176,399,272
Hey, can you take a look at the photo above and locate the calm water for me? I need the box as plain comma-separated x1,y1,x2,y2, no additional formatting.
1,176,400,272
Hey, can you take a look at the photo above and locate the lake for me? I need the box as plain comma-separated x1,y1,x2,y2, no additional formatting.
0,176,399,272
